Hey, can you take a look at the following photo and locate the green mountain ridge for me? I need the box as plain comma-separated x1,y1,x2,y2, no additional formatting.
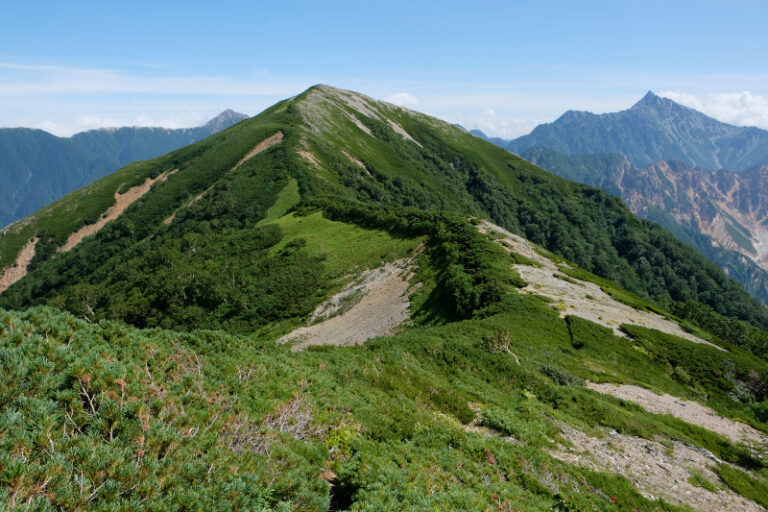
2,85,766,329
1,85,768,510
0,109,248,228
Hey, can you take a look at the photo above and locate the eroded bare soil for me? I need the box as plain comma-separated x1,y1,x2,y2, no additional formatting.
480,221,720,349
277,258,419,350
551,424,765,512
59,169,175,253
587,382,768,448
0,237,39,293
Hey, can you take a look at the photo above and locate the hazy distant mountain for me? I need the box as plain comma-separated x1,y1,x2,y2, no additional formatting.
506,92,768,172
0,110,248,227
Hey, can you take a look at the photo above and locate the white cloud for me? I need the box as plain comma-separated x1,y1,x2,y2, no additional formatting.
0,100,254,137
0,60,306,135
450,111,543,139
384,92,419,107
659,90,768,129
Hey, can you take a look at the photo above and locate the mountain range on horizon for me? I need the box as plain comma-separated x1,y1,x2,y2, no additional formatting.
0,109,248,228
471,93,768,306
499,91,768,173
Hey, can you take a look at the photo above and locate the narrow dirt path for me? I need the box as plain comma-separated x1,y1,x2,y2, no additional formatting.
235,131,284,168
387,119,422,147
277,257,419,350
342,150,370,176
587,382,768,448
59,169,175,253
163,131,283,225
551,424,764,512
0,237,39,293
297,150,321,167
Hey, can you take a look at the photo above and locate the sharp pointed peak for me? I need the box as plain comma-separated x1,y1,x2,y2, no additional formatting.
204,109,249,130
642,90,660,100
631,90,677,109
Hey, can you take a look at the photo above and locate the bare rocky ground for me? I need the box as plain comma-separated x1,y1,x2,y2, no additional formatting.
297,150,322,167
587,382,768,449
0,237,39,294
551,424,765,512
277,257,419,350
480,221,721,349
475,221,768,508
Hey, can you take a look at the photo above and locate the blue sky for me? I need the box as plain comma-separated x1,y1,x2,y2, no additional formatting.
2,0,767,137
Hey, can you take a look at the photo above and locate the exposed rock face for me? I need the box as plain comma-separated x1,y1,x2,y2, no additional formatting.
558,156,768,270
519,146,768,304
621,162,768,264
478,93,768,303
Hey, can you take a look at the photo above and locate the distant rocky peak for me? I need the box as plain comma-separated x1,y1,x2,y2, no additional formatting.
632,90,664,107
629,91,704,121
204,109,249,131
554,109,594,123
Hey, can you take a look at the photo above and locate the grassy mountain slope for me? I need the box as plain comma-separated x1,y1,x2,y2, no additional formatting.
506,92,768,172
0,110,247,228
1,85,768,510
2,234,768,510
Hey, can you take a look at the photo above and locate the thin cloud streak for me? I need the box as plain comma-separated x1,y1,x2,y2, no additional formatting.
0,61,306,96
3,61,768,139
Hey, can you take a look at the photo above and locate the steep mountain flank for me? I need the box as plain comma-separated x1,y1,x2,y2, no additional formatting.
2,85,768,332
623,163,768,263
0,110,247,227
505,92,768,172
523,147,768,304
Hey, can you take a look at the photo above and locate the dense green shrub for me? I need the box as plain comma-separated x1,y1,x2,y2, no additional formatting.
716,464,768,508
565,315,614,350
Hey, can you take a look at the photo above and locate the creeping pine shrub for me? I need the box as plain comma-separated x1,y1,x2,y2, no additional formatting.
480,402,559,446
752,400,768,423
671,366,692,385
